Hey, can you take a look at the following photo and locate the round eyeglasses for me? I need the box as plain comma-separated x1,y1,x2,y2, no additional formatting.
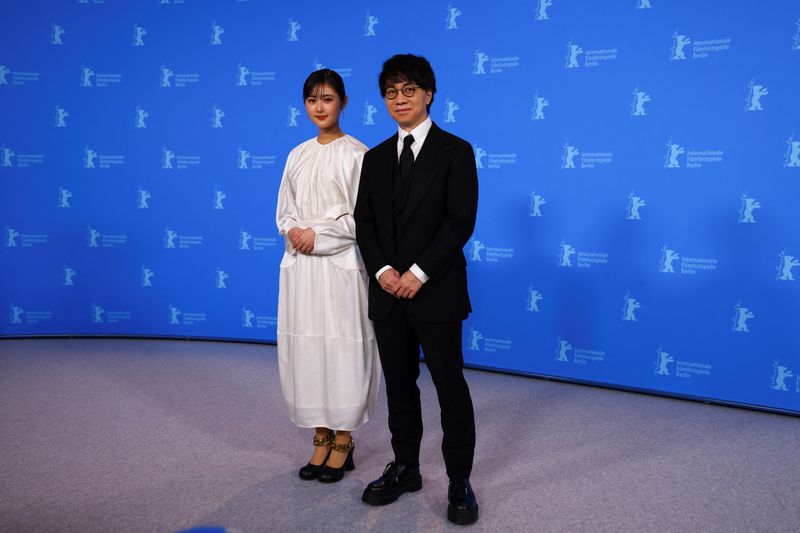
384,84,420,100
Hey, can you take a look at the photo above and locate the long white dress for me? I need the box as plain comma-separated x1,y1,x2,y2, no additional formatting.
276,135,380,431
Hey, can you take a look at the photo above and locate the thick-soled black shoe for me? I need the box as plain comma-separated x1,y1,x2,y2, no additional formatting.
318,437,355,483
361,461,422,506
447,478,479,525
298,433,334,480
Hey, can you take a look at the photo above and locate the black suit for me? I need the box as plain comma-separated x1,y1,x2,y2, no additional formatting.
354,122,478,479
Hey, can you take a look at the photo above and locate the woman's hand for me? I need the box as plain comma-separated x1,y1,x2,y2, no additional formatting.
287,227,304,250
295,228,316,255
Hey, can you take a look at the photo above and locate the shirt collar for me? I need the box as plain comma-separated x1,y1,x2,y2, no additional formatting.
398,116,432,146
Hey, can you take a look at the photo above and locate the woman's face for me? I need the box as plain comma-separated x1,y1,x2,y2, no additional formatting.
304,84,346,130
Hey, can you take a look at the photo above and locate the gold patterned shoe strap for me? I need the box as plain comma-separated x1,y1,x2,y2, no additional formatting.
330,437,354,454
313,433,334,447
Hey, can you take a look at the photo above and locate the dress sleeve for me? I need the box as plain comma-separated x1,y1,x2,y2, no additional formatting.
276,150,299,253
310,147,364,256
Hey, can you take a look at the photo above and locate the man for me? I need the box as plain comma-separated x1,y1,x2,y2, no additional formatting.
354,54,479,526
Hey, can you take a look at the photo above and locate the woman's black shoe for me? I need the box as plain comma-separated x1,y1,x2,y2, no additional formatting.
299,433,334,480
318,437,355,483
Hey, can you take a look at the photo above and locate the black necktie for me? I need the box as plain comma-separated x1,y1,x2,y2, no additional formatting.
399,134,415,187
393,134,415,234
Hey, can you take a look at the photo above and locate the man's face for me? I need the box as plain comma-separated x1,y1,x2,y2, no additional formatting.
383,80,432,131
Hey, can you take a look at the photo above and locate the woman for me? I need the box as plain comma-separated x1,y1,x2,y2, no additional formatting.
276,69,380,483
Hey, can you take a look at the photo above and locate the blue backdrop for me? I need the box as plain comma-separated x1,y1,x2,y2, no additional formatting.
2,0,799,414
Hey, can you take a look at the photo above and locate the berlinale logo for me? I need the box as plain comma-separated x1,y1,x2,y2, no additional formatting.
164,228,178,249
771,361,795,392
287,105,300,127
135,107,149,128
51,24,65,45
141,267,155,287
133,25,146,46
745,79,768,111
559,241,576,267
58,187,72,208
659,245,680,273
626,191,646,220
532,94,548,120
287,19,301,42
776,249,799,281
87,228,101,248
473,146,487,169
529,192,545,217
565,41,583,68
215,268,229,289
63,267,76,286
468,327,483,351
526,286,543,312
364,13,379,37
162,149,175,169
2,147,15,167
242,308,255,328
654,346,674,375
445,4,461,30
631,86,651,116
210,23,224,45
83,147,98,168
6,227,20,247
363,102,377,125
92,305,105,324
55,106,69,127
555,338,572,362
468,238,485,261
444,98,459,123
784,135,800,167
237,64,250,86
138,188,151,209
80,66,94,87
213,189,226,210
561,142,579,169
211,106,224,128
535,0,552,21
664,139,684,168
473,49,489,75
670,30,691,60
621,293,641,321
731,301,754,332
160,66,174,87
738,193,760,223
9,306,24,324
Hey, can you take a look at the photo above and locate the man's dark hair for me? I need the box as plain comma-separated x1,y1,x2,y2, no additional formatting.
303,68,346,102
378,54,436,113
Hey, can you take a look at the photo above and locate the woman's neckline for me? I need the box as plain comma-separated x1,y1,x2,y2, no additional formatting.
316,133,347,146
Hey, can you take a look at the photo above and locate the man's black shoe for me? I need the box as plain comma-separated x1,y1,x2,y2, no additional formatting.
361,461,422,506
447,478,479,525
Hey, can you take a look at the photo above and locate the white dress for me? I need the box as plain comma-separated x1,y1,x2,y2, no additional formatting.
276,135,381,431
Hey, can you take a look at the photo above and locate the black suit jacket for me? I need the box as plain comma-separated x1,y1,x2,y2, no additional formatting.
354,122,478,323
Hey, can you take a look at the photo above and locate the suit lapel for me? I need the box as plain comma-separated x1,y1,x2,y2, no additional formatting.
400,123,451,226
376,134,398,207
373,135,398,243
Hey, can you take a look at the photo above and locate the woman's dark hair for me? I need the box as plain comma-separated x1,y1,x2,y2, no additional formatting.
303,68,346,102
378,54,436,113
